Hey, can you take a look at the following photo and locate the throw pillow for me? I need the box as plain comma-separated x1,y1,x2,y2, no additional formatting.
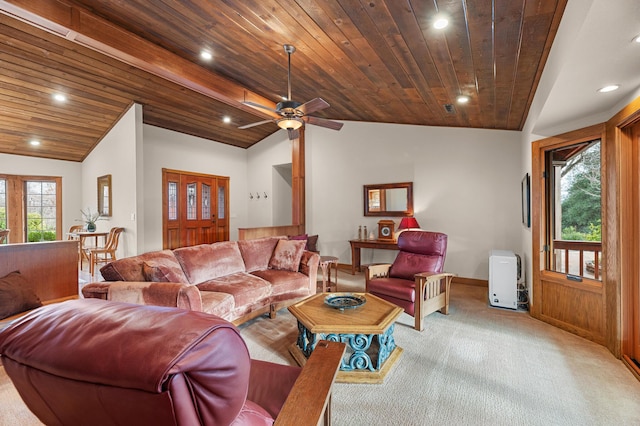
306,234,319,253
0,271,43,320
269,239,306,272
289,234,319,252
142,260,188,283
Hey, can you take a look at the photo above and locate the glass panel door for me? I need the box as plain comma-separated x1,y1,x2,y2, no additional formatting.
25,180,58,242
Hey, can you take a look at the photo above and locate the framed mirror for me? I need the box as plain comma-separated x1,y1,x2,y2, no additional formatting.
97,174,112,217
364,182,413,217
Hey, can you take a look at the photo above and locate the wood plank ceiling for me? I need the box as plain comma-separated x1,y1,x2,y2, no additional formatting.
0,0,567,162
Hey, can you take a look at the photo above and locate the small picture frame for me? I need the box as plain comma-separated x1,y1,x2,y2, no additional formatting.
521,173,530,228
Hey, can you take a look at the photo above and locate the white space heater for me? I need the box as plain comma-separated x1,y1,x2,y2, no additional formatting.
489,250,518,310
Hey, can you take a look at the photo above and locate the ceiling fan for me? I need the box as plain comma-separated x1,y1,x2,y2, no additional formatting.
239,44,343,140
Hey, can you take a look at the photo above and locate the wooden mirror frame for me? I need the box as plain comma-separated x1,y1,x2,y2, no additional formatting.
97,174,112,217
363,182,413,217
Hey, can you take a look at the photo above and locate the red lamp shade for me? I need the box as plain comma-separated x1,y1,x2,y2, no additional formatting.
398,217,420,230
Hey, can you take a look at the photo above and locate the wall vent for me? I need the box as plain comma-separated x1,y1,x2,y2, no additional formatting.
443,104,456,114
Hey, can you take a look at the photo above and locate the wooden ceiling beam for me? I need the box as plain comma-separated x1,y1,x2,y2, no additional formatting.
0,0,278,120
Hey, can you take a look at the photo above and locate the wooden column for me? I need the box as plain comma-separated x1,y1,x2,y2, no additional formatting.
291,128,305,228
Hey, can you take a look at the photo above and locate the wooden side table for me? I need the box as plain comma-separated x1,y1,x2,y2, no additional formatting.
349,239,398,274
319,255,339,292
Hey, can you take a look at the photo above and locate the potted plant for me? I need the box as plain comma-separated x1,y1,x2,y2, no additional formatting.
78,207,104,232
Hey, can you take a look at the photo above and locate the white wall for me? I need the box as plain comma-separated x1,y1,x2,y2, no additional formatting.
142,124,249,252
82,104,142,258
0,153,81,238
245,130,292,226
304,122,522,281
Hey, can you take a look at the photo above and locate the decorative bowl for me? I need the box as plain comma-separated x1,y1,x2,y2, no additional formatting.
324,293,366,310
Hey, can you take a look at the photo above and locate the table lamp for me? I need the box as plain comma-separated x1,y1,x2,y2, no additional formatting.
398,217,420,231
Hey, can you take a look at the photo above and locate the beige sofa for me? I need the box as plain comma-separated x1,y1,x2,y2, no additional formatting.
82,237,319,324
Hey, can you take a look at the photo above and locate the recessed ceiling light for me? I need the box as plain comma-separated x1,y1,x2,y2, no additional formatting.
598,84,620,93
433,17,449,29
222,116,231,124
200,50,213,61
633,35,640,43
29,140,41,146
457,95,469,104
52,93,66,102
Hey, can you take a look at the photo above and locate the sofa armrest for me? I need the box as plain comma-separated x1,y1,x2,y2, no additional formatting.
299,251,320,294
274,340,346,426
87,281,203,311
81,281,112,300
108,281,203,311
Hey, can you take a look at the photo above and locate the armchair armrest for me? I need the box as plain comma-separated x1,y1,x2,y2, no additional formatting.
365,264,392,292
275,340,346,426
414,271,456,282
413,272,456,331
366,263,392,279
106,281,203,312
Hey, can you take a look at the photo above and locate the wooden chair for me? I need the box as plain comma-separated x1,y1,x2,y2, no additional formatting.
67,224,83,240
85,227,124,276
0,229,9,244
67,224,84,266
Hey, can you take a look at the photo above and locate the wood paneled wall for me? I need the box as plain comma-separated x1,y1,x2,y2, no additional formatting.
238,225,304,241
0,240,78,302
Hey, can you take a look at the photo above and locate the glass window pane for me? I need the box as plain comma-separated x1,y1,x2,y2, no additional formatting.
218,186,225,220
168,182,178,221
24,180,57,242
186,183,197,220
546,140,601,280
202,183,210,220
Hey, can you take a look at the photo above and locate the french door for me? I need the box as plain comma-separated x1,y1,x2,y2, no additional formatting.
531,124,606,344
0,174,62,243
629,122,640,365
162,169,229,249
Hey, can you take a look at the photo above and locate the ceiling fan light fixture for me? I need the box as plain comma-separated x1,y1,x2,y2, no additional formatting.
277,117,303,130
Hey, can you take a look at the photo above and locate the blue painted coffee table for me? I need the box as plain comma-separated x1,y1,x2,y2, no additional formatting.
288,292,403,384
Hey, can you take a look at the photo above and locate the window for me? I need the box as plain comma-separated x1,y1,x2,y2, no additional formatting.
545,139,602,280
25,180,59,242
0,174,62,243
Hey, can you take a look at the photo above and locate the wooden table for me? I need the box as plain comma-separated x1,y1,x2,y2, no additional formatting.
319,255,339,292
288,292,403,384
68,231,109,269
349,239,398,274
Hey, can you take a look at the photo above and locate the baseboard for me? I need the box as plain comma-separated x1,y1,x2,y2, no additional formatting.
452,276,488,287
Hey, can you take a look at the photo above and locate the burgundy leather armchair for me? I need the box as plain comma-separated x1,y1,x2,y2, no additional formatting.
0,299,345,426
365,230,455,331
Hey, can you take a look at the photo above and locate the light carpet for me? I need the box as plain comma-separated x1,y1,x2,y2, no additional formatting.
2,271,640,425
239,272,640,426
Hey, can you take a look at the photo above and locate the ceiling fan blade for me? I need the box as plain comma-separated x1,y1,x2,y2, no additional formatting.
297,98,330,115
287,128,300,140
238,119,274,130
304,115,344,131
242,101,279,114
